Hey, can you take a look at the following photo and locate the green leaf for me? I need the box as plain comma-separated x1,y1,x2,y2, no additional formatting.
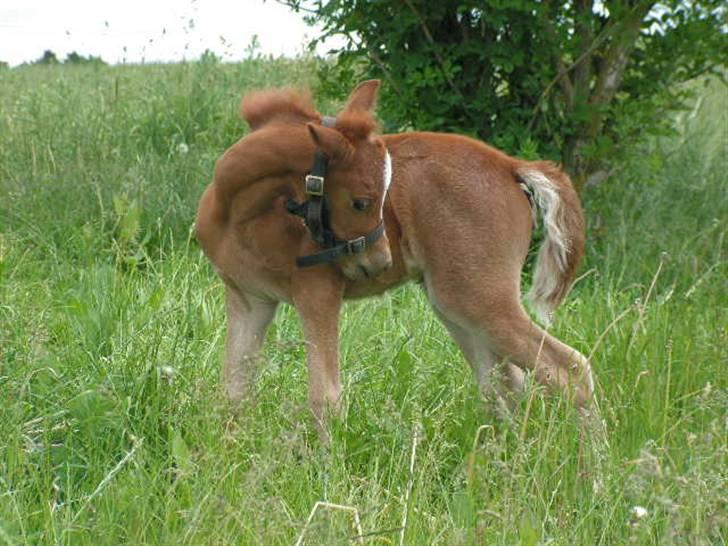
170,427,193,477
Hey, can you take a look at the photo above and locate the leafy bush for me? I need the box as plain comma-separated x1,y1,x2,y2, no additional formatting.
286,0,726,188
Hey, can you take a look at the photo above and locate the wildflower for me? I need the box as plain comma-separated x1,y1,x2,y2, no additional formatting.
176,142,189,155
631,506,648,520
159,365,176,383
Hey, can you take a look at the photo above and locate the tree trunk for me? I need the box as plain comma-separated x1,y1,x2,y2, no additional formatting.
561,2,654,191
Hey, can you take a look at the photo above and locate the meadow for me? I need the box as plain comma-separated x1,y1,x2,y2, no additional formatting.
0,58,725,545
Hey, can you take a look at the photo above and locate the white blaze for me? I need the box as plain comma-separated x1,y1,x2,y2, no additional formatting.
383,150,392,192
381,149,392,215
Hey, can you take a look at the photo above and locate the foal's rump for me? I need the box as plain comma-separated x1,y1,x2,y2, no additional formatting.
513,161,585,323
388,132,585,324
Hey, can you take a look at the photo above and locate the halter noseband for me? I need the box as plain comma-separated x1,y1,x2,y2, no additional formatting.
285,116,387,268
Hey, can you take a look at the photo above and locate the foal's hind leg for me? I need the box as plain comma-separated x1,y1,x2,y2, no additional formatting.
486,304,593,406
223,286,278,406
426,275,594,408
431,304,522,415
476,303,593,406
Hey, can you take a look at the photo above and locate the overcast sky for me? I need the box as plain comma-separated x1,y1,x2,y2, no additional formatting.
0,0,340,66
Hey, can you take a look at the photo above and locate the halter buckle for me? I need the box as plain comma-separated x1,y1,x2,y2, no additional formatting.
305,175,324,196
346,236,367,254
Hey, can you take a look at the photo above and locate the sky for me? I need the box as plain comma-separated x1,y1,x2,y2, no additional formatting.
0,0,342,66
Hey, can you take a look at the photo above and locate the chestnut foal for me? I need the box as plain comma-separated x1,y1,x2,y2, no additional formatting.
196,80,594,436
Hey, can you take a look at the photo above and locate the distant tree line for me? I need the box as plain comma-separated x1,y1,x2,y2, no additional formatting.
3,50,108,67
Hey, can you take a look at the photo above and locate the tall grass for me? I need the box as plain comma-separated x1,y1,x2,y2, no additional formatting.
0,60,725,545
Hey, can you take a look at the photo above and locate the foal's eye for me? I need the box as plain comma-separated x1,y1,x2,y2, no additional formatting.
351,198,372,212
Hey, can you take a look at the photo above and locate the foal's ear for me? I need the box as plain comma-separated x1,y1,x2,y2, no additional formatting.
307,123,354,161
343,79,380,113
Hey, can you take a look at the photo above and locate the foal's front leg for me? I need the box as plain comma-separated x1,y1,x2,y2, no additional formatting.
292,271,345,439
223,286,278,406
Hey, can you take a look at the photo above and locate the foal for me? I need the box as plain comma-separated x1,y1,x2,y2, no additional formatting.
196,80,594,435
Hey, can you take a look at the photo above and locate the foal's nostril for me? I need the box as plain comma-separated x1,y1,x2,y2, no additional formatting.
358,264,370,278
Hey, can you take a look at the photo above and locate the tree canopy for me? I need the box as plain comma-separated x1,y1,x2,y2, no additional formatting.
284,0,726,188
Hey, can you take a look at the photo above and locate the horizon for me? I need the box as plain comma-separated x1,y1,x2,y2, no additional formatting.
0,0,343,67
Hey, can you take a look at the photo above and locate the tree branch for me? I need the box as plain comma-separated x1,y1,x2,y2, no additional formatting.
528,18,617,130
403,0,465,101
349,33,405,98
276,1,405,98
273,0,320,16
588,1,656,135
573,0,595,104
539,12,575,110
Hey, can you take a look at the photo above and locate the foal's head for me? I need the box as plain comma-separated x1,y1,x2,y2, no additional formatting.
306,80,393,279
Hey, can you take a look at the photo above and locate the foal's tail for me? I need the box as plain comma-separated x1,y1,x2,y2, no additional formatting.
515,161,585,324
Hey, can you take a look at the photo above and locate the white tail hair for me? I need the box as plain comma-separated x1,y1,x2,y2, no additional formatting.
516,164,585,325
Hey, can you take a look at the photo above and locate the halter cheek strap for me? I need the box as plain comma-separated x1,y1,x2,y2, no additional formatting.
285,116,387,268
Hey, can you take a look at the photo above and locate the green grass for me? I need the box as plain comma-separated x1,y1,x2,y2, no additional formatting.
1,60,726,545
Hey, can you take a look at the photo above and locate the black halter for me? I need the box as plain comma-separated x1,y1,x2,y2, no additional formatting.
285,116,386,268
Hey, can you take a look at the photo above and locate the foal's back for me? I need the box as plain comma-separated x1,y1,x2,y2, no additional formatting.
383,131,536,279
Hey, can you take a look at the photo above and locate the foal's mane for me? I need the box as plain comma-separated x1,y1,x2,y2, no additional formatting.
241,88,319,131
240,87,379,141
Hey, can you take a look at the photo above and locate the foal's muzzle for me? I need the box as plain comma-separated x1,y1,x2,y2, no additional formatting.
340,235,392,280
